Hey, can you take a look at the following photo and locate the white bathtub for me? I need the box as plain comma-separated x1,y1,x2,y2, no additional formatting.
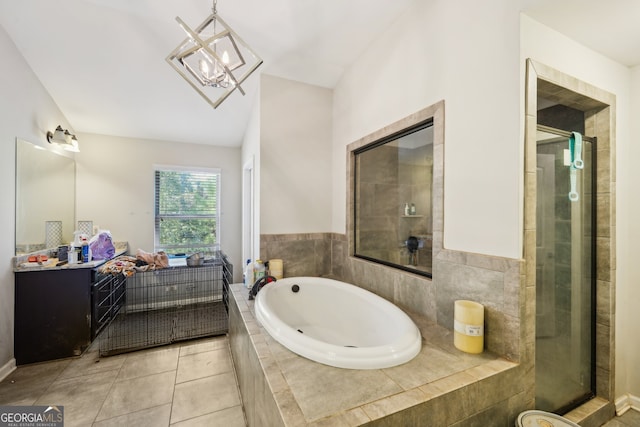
254,277,422,369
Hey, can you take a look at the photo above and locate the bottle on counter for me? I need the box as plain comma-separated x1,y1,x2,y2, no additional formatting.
404,202,410,216
68,242,77,264
243,259,252,287
410,203,416,215
253,259,265,282
81,237,90,263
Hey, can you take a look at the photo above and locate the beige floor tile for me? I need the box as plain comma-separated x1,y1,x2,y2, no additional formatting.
96,371,176,421
35,370,116,427
58,350,126,380
170,405,245,427
0,359,70,405
92,403,172,427
179,336,229,357
117,347,179,381
170,372,241,424
176,348,233,384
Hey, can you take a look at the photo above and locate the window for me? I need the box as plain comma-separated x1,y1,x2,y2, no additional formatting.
353,121,434,277
154,167,220,254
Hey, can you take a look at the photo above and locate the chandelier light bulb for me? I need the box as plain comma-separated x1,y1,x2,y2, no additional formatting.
222,50,229,64
199,59,210,77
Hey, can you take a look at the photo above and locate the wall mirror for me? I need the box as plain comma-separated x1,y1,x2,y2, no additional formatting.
353,121,434,277
15,138,75,255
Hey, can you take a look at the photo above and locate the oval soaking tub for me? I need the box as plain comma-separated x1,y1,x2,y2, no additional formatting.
254,277,422,369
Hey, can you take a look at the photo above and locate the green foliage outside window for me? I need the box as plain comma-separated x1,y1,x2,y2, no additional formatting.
155,169,219,254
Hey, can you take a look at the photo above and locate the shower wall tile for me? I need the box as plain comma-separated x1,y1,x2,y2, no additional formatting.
595,280,612,327
595,237,611,282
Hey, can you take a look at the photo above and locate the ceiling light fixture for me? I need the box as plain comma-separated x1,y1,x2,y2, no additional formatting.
46,125,80,152
166,0,263,108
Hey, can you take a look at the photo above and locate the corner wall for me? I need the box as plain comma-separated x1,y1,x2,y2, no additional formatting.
259,75,333,235
74,133,243,282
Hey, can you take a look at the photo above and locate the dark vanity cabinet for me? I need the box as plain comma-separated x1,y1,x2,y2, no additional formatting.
91,272,126,340
14,268,125,365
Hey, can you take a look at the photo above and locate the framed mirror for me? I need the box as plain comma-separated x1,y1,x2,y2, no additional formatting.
353,121,434,277
15,138,75,255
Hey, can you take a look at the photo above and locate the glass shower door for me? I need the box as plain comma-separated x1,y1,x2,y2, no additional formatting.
535,126,595,413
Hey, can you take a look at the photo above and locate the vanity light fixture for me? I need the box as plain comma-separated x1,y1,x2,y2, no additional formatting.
166,0,263,108
46,125,80,152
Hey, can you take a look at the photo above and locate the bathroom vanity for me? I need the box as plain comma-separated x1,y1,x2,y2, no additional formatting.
13,243,128,365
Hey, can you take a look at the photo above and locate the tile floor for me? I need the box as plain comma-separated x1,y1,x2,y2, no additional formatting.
0,334,637,427
0,336,246,427
602,409,640,427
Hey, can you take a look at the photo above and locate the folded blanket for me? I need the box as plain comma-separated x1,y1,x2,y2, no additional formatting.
136,249,169,269
98,250,170,276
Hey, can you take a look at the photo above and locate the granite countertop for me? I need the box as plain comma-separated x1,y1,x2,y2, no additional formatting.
13,242,128,273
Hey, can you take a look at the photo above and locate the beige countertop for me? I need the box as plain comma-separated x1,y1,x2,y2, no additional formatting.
13,242,128,273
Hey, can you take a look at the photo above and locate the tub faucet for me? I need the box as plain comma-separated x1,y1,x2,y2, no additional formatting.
249,276,277,300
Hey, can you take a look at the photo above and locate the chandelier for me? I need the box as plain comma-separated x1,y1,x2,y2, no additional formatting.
166,0,263,108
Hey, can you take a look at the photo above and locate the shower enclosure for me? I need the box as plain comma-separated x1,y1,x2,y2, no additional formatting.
535,125,596,413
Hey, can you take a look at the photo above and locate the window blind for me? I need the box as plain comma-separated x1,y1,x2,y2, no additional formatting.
154,169,219,254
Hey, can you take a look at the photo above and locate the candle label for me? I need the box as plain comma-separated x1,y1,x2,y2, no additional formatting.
454,320,484,337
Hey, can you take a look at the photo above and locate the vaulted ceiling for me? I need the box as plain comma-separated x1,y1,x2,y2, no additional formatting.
1,1,638,147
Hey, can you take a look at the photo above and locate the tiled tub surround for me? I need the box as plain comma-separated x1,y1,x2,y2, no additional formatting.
262,232,524,358
229,283,523,426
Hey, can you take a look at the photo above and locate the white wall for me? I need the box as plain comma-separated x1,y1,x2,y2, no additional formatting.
520,13,635,403
0,26,74,371
260,75,333,234
332,0,523,259
624,64,640,400
75,133,243,282
241,92,261,265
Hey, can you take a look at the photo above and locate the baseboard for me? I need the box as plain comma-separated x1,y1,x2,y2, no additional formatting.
0,358,16,382
615,393,640,416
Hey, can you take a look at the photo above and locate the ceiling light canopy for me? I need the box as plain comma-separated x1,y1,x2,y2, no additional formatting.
167,0,263,108
46,125,80,152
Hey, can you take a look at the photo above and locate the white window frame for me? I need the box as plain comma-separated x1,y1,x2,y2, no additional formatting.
154,165,221,254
